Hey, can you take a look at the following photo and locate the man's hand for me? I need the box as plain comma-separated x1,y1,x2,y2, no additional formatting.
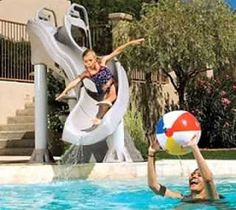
183,134,199,149
148,135,160,155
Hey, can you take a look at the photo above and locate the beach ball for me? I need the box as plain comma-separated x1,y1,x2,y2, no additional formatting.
155,110,201,155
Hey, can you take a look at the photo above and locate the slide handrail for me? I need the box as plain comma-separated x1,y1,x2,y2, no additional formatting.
36,7,58,27
66,3,92,48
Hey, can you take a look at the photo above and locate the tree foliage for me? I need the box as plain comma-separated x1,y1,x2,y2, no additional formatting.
186,75,236,148
115,0,236,108
71,0,156,24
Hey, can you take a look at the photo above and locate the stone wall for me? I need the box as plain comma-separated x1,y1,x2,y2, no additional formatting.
0,81,34,124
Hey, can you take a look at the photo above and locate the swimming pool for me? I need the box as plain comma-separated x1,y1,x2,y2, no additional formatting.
0,177,235,209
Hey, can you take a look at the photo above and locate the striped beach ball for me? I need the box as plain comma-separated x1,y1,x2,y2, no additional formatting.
155,110,201,155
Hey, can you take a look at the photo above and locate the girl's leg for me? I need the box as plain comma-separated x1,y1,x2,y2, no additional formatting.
93,84,117,125
83,84,117,131
103,84,117,103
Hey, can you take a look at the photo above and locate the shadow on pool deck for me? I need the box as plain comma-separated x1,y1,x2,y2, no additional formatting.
0,156,30,164
0,156,61,164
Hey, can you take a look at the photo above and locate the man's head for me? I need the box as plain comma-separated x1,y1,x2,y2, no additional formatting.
82,49,97,69
189,168,205,194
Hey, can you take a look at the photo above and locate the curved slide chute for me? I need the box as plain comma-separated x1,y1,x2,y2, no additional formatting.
27,4,131,162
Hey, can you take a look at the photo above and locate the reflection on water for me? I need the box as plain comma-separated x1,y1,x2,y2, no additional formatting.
0,177,235,209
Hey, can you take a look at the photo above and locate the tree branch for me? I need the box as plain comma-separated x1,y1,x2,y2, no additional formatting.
161,68,178,91
189,67,212,78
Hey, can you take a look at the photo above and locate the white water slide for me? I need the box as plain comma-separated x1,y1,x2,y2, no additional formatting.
27,4,131,162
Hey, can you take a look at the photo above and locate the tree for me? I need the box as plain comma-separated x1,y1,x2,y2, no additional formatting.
115,0,236,109
186,76,236,148
71,0,157,24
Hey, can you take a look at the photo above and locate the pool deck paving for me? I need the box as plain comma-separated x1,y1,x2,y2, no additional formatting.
0,156,235,184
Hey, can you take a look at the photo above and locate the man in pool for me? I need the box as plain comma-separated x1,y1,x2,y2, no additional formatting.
147,135,220,202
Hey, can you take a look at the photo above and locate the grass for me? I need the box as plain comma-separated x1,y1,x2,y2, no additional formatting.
154,149,236,160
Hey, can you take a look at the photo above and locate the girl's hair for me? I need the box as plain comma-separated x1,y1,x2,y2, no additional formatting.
82,49,96,58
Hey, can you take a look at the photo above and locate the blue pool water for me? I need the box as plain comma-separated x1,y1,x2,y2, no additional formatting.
0,177,235,210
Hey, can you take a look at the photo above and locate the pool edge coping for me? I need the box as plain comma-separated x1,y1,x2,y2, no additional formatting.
0,160,235,184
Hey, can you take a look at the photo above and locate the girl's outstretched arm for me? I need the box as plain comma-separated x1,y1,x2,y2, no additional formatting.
100,38,144,66
55,71,88,101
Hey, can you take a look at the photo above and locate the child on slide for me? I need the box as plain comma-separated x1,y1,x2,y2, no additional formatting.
56,38,144,130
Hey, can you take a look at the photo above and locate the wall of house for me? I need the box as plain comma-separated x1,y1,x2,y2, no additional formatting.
0,81,34,124
0,0,71,125
0,0,71,26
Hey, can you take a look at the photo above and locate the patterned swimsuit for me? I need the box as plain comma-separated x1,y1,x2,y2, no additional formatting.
89,66,113,94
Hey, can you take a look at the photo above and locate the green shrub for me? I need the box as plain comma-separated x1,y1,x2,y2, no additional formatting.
47,72,69,155
186,76,236,148
124,102,148,158
47,72,68,132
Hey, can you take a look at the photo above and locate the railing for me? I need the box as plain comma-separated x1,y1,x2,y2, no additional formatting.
0,19,33,82
71,23,112,55
0,19,113,83
129,70,168,84
0,19,167,84
90,24,113,55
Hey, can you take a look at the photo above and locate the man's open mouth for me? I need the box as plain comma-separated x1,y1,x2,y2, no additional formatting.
190,179,199,187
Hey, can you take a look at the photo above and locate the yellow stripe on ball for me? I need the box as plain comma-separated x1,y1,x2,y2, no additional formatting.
166,137,190,155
